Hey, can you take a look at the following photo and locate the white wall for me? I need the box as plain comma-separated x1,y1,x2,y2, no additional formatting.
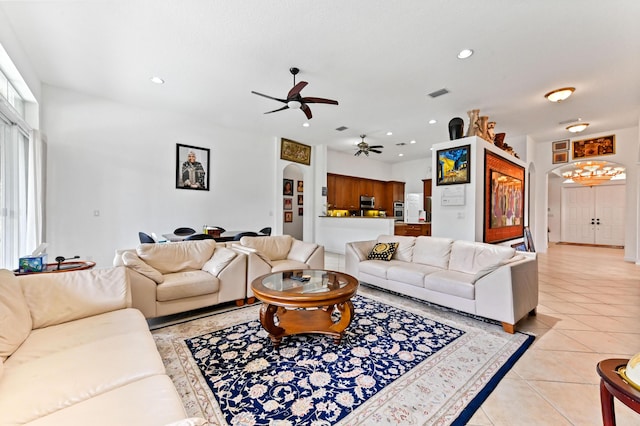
42,85,276,267
391,157,432,193
327,149,392,181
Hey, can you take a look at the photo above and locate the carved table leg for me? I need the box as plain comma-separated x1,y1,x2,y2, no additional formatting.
259,303,285,347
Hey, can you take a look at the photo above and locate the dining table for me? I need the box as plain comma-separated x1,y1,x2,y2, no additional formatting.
161,230,266,243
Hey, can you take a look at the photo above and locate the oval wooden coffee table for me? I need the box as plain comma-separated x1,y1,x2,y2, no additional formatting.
251,269,359,348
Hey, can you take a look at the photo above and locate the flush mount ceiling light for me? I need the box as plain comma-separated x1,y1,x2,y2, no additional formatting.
457,49,474,59
566,122,589,133
302,122,309,127
386,131,393,136
545,87,575,102
150,76,165,84
428,119,437,124
561,161,625,186
410,140,416,144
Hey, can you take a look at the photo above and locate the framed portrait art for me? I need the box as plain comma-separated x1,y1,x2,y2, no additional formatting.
284,211,293,223
484,151,525,244
176,143,210,190
283,179,294,196
572,135,615,159
436,144,470,185
281,138,311,166
284,198,292,210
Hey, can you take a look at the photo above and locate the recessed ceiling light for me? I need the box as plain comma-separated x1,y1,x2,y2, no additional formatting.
302,122,310,127
398,153,404,157
428,119,437,124
150,76,165,84
457,49,474,59
386,131,393,136
410,140,416,144
545,87,575,102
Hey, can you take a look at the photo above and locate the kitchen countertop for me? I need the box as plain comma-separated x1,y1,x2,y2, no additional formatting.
318,216,393,219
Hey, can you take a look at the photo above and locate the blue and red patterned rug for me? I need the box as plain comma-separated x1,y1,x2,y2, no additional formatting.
153,292,534,425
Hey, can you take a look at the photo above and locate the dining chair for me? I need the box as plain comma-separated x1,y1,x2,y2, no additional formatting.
259,227,272,236
184,233,214,241
173,227,196,236
233,231,259,241
138,232,155,244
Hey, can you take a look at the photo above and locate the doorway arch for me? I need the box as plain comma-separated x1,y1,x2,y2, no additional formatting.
283,164,304,240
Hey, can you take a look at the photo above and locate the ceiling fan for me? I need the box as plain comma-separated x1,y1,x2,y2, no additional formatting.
355,135,384,156
251,67,338,119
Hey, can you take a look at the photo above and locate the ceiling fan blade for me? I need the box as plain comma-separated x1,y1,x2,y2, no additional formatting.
354,151,362,156
251,91,287,103
368,145,384,149
264,105,289,114
301,103,313,119
369,149,382,154
288,81,308,99
301,97,339,105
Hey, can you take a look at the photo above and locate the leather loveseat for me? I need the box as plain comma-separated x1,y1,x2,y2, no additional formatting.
345,235,538,333
232,235,325,300
0,267,200,425
113,239,247,319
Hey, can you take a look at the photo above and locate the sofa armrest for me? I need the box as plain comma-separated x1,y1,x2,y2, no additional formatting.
125,267,159,318
345,240,376,278
474,252,538,326
18,267,132,329
215,251,248,303
233,245,274,298
305,245,325,269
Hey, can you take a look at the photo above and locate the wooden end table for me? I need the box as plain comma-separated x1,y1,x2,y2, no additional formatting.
14,261,96,276
596,358,640,425
250,269,359,348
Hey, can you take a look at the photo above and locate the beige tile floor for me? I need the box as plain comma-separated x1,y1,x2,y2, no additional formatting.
326,243,640,425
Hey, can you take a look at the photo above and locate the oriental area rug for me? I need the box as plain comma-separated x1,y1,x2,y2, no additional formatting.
152,291,534,426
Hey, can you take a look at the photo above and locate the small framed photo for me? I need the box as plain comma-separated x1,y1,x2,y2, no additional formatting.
552,151,569,164
552,140,569,152
284,198,292,210
297,180,304,193
284,211,293,223
298,207,303,216
283,179,294,196
176,143,210,190
297,194,303,205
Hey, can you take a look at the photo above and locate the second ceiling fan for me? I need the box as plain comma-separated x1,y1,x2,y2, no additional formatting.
251,67,338,119
355,135,384,156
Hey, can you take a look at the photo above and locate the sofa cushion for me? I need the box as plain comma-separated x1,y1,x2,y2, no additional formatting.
202,247,237,276
368,242,398,261
287,239,319,263
241,235,293,261
377,235,416,262
412,236,454,269
424,270,476,300
0,357,3,379
156,271,219,302
447,240,516,275
137,240,217,274
271,259,310,272
0,269,32,360
122,251,165,284
386,263,443,288
358,259,407,280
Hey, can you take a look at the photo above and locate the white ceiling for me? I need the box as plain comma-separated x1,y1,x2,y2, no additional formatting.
1,0,639,163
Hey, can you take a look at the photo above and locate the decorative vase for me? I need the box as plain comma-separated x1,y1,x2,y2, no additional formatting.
487,121,496,142
494,133,506,148
448,117,464,140
476,116,489,141
466,109,480,137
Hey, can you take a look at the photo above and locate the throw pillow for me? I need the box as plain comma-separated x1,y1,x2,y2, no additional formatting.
122,251,165,284
368,242,398,261
202,247,238,276
0,269,33,360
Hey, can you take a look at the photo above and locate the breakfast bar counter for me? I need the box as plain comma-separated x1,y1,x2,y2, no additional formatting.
317,216,395,254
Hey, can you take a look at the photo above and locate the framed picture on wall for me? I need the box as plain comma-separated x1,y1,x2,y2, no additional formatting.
176,143,210,190
284,198,292,210
297,180,304,193
572,135,615,159
298,207,303,216
552,139,569,151
297,194,303,205
552,151,568,164
484,150,525,243
436,144,470,185
283,179,294,195
281,138,311,166
284,211,293,223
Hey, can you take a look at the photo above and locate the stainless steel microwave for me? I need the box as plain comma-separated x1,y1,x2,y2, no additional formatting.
360,195,375,209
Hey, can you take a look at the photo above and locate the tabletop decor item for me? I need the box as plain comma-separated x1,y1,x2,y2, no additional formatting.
448,117,464,140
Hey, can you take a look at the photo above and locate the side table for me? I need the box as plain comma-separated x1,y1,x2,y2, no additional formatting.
14,261,96,276
596,358,640,426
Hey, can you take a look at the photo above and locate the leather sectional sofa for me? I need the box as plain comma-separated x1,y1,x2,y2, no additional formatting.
345,235,538,333
0,267,200,425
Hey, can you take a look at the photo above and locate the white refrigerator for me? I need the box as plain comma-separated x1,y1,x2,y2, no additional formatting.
405,193,424,223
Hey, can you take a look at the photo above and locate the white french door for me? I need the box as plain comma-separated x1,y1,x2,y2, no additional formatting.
561,184,625,246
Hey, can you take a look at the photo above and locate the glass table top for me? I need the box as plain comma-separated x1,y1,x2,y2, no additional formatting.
259,269,351,295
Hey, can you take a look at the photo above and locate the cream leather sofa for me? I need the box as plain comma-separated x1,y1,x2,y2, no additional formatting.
113,239,247,319
232,235,325,300
0,267,199,426
345,235,538,333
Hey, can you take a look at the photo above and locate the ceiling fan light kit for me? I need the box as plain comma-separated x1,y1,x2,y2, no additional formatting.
354,135,384,157
251,67,338,119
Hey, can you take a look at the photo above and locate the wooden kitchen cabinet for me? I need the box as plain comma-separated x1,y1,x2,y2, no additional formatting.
373,180,388,210
394,222,431,236
334,175,359,209
390,181,405,202
327,173,405,212
422,179,432,197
